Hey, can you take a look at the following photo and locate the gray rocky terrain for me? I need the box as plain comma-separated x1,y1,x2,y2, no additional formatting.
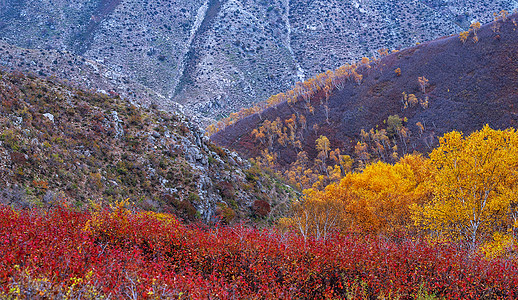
1,0,517,123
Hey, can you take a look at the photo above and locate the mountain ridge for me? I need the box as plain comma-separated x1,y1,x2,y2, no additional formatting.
211,13,518,168
1,0,517,122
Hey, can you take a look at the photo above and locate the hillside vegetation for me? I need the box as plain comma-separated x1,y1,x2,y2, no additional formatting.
2,126,518,298
3,5,518,299
1,202,518,299
209,12,518,258
0,68,296,223
0,40,175,113
212,12,518,191
280,126,518,254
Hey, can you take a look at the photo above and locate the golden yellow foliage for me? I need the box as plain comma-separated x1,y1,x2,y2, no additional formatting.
411,126,518,248
418,76,429,94
408,94,418,106
480,232,515,259
419,96,429,109
354,141,370,166
470,21,481,31
458,21,481,44
287,154,432,238
286,187,346,241
315,135,330,159
83,198,133,238
459,31,470,43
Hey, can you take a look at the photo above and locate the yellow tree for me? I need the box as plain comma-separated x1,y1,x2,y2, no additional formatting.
459,31,469,43
420,96,429,109
283,188,345,241
277,126,289,147
412,126,518,249
354,141,370,167
206,124,218,136
402,92,409,109
329,148,341,165
284,154,432,239
251,126,266,145
334,156,431,235
285,114,297,144
339,154,353,175
316,135,331,173
416,122,425,136
408,94,419,107
315,135,330,159
418,76,429,94
286,151,309,189
470,21,481,43
256,149,278,170
299,114,307,131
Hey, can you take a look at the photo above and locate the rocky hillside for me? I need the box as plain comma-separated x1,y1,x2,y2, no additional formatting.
0,68,296,223
0,40,183,112
211,13,518,168
1,0,517,122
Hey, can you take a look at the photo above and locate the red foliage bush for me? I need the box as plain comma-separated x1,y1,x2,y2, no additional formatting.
217,181,235,200
252,199,271,218
1,204,517,299
9,152,27,165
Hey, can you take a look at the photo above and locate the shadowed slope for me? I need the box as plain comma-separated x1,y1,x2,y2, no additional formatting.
212,14,518,165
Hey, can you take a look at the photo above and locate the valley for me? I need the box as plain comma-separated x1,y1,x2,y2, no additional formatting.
1,2,518,298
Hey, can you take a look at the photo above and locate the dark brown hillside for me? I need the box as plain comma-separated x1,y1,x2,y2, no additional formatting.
212,14,518,166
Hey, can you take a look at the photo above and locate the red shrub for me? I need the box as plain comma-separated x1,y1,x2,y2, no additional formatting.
9,152,27,165
1,204,517,299
252,199,271,217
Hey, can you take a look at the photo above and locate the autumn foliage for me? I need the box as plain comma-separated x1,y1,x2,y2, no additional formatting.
2,128,518,298
2,202,518,299
282,154,432,238
206,49,394,136
459,10,514,44
412,125,518,250
286,126,518,257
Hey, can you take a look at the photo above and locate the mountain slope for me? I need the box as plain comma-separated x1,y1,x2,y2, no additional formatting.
1,0,517,121
211,14,518,167
0,68,295,222
0,40,182,112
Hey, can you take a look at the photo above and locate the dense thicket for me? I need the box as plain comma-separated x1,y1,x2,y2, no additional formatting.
1,202,518,299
